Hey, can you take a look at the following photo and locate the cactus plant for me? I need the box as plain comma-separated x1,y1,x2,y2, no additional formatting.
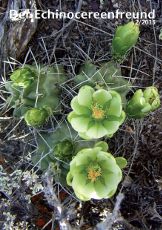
67,85,126,139
66,141,127,201
74,60,131,105
32,122,96,186
5,64,67,126
112,21,140,62
125,86,160,119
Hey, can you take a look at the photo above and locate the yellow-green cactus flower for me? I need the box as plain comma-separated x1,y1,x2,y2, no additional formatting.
25,107,50,127
66,142,127,201
125,86,160,119
67,85,126,139
10,67,38,88
112,21,140,62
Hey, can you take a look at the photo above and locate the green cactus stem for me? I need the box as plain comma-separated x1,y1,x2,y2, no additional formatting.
74,60,131,105
5,64,67,126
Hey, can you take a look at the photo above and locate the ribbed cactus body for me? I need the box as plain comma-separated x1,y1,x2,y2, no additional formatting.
5,64,67,126
74,60,131,105
99,61,131,104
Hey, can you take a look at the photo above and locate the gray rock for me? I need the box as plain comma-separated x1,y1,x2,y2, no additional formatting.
0,0,38,75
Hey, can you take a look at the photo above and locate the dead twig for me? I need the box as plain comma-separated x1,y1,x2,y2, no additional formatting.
47,0,83,67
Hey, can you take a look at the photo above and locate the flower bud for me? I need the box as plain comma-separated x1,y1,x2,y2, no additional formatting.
112,21,140,62
54,140,75,157
10,66,38,88
24,107,50,127
125,86,160,119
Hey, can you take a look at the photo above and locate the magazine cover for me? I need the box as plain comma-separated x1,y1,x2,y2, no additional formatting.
0,0,162,229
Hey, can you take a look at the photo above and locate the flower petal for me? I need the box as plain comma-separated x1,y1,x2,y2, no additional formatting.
76,147,101,165
106,187,117,198
75,148,92,166
78,86,94,107
75,190,90,201
141,104,152,113
106,97,122,117
98,155,120,174
81,181,98,199
109,90,121,102
103,120,119,134
115,157,127,169
71,96,91,115
102,170,122,191
94,179,110,198
92,89,112,106
97,151,115,164
66,171,73,186
95,141,108,152
70,162,86,176
72,173,87,195
118,111,126,125
78,132,94,140
86,122,108,139
67,111,77,123
71,116,92,133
